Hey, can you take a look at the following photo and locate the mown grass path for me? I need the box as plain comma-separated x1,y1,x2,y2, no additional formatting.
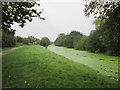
0,46,25,56
3,45,118,88
48,45,118,80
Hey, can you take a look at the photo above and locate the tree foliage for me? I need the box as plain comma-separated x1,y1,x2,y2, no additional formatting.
84,1,120,20
16,36,23,43
64,35,73,48
2,2,44,35
40,37,50,48
2,2,44,47
74,36,88,50
97,20,119,56
16,36,40,45
55,33,66,46
85,30,106,53
55,31,83,48
2,31,16,47
84,1,120,56
70,31,83,48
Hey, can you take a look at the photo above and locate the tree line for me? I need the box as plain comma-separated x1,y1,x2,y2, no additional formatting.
55,1,120,56
2,30,38,47
55,19,119,56
2,29,50,48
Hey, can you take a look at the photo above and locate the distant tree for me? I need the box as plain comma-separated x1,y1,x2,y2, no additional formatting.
73,34,83,48
58,33,65,38
16,36,23,43
65,31,83,48
55,31,83,48
22,38,29,45
55,33,66,46
74,36,88,50
34,39,41,45
64,35,73,48
16,36,40,45
27,36,38,44
40,37,50,48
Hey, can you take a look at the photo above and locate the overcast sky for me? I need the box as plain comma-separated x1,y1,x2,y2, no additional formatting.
13,0,95,42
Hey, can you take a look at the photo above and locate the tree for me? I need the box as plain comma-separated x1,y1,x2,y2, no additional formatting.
2,31,16,47
85,29,106,53
70,31,83,48
22,38,29,45
74,36,88,50
84,1,120,20
35,39,41,45
27,36,38,44
84,1,120,56
16,36,23,43
2,2,44,35
2,2,44,47
97,20,120,56
64,35,73,48
55,33,66,46
55,31,83,48
64,31,83,48
40,37,50,48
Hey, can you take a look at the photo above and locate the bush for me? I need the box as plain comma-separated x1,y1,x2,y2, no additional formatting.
40,37,50,48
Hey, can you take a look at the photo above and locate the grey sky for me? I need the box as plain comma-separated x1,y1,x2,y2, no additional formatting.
13,0,95,42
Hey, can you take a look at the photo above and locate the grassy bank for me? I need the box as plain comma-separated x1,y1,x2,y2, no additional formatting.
3,45,118,88
48,45,118,80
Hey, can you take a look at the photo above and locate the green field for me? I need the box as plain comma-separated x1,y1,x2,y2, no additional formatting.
3,45,118,88
48,45,118,80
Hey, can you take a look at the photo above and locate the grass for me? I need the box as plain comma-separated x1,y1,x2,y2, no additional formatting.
48,45,119,80
3,45,118,88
